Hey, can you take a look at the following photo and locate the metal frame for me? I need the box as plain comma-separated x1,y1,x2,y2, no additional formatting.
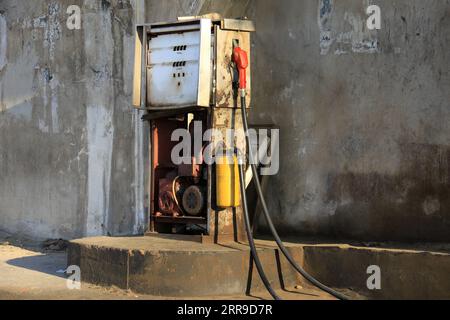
133,18,255,241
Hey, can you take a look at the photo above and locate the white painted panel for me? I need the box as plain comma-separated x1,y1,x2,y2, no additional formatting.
147,30,202,108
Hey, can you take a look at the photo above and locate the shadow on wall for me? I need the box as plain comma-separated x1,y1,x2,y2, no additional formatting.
255,143,450,243
325,143,450,242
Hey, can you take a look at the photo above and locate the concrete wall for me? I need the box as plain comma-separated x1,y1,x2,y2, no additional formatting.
247,0,450,242
1,0,449,242
0,0,149,240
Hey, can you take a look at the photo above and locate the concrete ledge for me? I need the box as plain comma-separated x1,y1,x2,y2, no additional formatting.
302,244,450,300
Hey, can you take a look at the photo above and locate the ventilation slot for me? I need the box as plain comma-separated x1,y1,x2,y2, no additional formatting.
173,45,188,52
173,61,187,67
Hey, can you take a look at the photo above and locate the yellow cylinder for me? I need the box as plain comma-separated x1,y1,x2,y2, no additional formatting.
216,154,241,208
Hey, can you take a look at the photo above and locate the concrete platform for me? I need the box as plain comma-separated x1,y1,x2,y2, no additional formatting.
67,236,333,298
68,236,450,300
0,244,337,300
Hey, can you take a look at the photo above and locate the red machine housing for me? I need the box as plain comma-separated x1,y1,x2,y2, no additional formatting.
151,113,208,228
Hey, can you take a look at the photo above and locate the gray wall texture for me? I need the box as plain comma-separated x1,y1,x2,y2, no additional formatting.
0,0,449,242
0,0,145,240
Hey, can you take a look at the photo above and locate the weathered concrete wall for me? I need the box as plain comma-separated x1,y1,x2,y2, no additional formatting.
0,0,146,240
1,0,449,243
248,0,450,242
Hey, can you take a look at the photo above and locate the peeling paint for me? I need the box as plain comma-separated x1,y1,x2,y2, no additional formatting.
33,15,47,29
21,4,62,61
318,0,334,55
343,11,379,54
318,0,379,55
44,2,61,61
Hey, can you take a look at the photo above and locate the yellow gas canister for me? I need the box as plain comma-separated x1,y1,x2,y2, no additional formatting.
216,153,240,208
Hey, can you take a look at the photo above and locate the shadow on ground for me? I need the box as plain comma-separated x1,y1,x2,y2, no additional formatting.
7,252,67,279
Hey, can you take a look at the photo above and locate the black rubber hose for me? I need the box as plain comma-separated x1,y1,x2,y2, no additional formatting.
237,152,281,300
240,94,349,301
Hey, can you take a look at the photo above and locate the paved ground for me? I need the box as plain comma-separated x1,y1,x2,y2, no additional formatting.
0,244,339,300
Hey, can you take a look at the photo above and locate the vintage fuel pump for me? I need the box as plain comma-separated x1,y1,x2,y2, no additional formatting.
132,16,255,243
132,15,348,300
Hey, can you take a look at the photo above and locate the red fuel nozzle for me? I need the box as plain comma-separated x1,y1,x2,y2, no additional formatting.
233,47,248,90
